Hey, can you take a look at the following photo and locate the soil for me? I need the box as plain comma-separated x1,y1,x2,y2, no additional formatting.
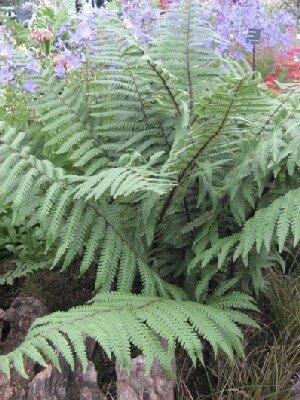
0,258,298,400
0,258,117,398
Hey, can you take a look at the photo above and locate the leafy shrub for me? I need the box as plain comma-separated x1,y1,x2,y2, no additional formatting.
0,0,299,380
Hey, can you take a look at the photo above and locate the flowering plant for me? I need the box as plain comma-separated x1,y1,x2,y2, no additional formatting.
0,0,297,94
203,0,296,59
0,32,39,91
281,48,300,80
258,47,300,92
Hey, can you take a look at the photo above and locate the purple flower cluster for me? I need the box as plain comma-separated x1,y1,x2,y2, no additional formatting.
0,44,14,83
0,33,40,92
116,0,296,56
23,79,37,92
53,49,82,78
203,0,296,58
52,13,100,77
0,0,296,90
0,26,17,85
121,0,161,42
0,9,102,84
111,0,296,54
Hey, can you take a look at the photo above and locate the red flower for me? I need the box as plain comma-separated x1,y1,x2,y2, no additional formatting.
264,73,276,83
158,0,172,9
267,47,300,84
264,73,280,93
285,48,300,80
288,68,300,80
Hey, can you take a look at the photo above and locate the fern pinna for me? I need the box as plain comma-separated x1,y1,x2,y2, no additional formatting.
0,0,299,379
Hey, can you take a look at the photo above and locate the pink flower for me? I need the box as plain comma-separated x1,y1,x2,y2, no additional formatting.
29,29,53,43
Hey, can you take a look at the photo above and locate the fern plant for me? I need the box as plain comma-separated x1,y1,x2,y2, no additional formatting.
0,0,299,380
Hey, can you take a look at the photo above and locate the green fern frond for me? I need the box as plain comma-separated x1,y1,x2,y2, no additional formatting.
150,0,221,107
0,260,50,286
72,166,176,200
158,66,272,224
31,69,110,171
0,128,182,296
88,14,183,159
194,188,300,273
0,292,258,378
236,188,300,255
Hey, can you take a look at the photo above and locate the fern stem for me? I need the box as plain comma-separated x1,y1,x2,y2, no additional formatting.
34,298,162,327
185,0,194,111
158,77,245,224
190,96,214,127
110,23,182,118
145,58,182,117
159,123,172,149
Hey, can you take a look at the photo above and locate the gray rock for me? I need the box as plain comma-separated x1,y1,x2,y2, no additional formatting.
27,360,106,400
116,355,175,400
0,297,106,400
27,364,67,400
292,373,300,400
0,371,13,400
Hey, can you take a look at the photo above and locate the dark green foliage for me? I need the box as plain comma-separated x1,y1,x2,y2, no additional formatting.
0,0,299,378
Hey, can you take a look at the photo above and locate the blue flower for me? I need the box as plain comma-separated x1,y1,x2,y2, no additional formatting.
0,66,14,84
54,64,66,78
23,80,37,93
25,58,41,74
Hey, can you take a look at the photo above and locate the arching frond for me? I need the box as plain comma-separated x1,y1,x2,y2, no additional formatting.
0,128,182,297
0,292,258,379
